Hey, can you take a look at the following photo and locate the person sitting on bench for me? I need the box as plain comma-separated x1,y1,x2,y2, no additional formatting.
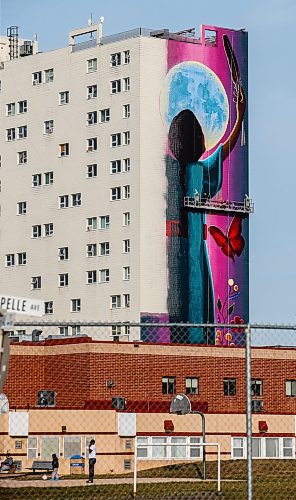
0,453,13,472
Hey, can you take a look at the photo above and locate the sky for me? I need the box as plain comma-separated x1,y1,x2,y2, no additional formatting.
1,0,296,343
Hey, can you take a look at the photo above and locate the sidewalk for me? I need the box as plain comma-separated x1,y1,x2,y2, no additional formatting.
0,477,224,488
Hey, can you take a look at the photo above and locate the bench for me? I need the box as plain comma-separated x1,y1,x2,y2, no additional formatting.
0,460,22,474
27,461,53,473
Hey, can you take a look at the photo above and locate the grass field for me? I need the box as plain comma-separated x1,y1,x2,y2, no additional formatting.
0,460,295,499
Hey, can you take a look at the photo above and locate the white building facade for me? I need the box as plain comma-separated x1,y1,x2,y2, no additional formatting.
0,25,168,340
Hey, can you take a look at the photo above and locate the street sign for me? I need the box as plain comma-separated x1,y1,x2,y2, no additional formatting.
0,313,15,330
0,294,44,317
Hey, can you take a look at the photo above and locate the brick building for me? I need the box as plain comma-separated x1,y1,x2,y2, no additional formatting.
0,338,295,473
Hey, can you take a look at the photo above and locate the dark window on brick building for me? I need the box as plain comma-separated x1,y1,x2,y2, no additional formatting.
251,379,263,396
162,377,175,395
286,380,296,397
224,378,236,396
185,377,199,395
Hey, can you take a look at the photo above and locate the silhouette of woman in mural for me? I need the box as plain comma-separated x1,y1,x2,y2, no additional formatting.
168,36,246,344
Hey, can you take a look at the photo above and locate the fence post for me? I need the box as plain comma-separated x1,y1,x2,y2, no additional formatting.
245,323,253,500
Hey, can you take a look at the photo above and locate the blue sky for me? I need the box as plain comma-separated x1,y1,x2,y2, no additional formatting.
1,0,296,339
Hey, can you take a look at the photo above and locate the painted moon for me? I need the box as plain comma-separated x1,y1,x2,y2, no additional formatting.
161,61,229,151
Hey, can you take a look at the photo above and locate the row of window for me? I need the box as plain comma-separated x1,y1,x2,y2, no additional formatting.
7,131,131,150
232,437,294,459
110,50,130,67
6,100,27,116
30,266,131,290
27,435,95,459
161,377,296,397
43,293,131,314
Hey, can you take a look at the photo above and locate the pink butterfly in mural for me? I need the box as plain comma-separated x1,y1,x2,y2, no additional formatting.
208,215,245,261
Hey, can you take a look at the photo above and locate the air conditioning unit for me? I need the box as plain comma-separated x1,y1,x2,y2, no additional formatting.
20,41,33,57
251,400,263,413
87,146,93,152
106,380,115,388
33,79,39,86
112,397,126,410
47,128,53,134
38,391,56,407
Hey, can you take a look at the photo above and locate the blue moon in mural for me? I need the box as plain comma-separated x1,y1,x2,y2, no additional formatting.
161,61,229,151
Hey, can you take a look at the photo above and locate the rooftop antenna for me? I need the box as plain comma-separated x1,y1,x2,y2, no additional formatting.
88,13,93,26
98,16,104,46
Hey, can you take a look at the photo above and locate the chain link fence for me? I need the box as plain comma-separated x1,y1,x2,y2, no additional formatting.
0,322,295,499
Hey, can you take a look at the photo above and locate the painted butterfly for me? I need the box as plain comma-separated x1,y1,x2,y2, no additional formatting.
208,215,245,261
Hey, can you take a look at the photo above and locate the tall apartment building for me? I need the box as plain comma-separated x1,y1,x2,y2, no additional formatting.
0,23,249,343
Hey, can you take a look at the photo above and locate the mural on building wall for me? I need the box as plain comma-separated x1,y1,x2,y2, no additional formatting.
142,26,249,346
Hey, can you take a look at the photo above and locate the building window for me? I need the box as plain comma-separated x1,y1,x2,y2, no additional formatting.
72,325,81,335
251,379,263,397
87,137,97,152
123,239,130,253
17,252,27,265
32,225,41,238
86,244,97,257
63,437,82,459
32,71,42,84
123,212,130,226
99,269,110,283
44,120,54,134
59,143,69,157
224,378,236,396
123,185,130,199
44,68,54,83
232,437,294,460
286,380,296,397
59,195,69,209
124,50,130,64
110,160,121,174
71,299,81,312
59,326,68,336
99,242,110,256
40,437,59,460
123,294,130,308
99,215,110,229
87,85,97,99
86,164,97,178
87,58,97,73
86,217,97,230
5,254,15,267
44,171,54,185
123,104,130,119
87,111,97,126
111,133,121,148
72,193,81,207
123,266,130,281
111,79,121,94
31,276,41,290
110,295,121,309
32,174,42,187
111,325,122,336
123,131,130,145
6,102,16,116
45,301,54,314
110,52,121,67
44,223,54,236
17,151,27,164
59,273,69,287
7,128,16,141
99,108,110,123
18,100,27,114
18,125,27,139
27,437,38,459
59,91,69,105
110,187,121,201
162,377,176,395
58,247,68,261
185,377,199,395
123,158,131,172
87,270,97,284
17,201,27,215
123,77,130,91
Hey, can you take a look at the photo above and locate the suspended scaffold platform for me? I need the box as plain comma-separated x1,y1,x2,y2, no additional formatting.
184,195,254,214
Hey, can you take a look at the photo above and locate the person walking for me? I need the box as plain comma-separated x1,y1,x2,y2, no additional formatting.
86,439,96,483
50,453,59,481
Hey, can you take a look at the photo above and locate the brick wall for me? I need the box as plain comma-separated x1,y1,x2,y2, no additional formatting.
4,339,296,414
